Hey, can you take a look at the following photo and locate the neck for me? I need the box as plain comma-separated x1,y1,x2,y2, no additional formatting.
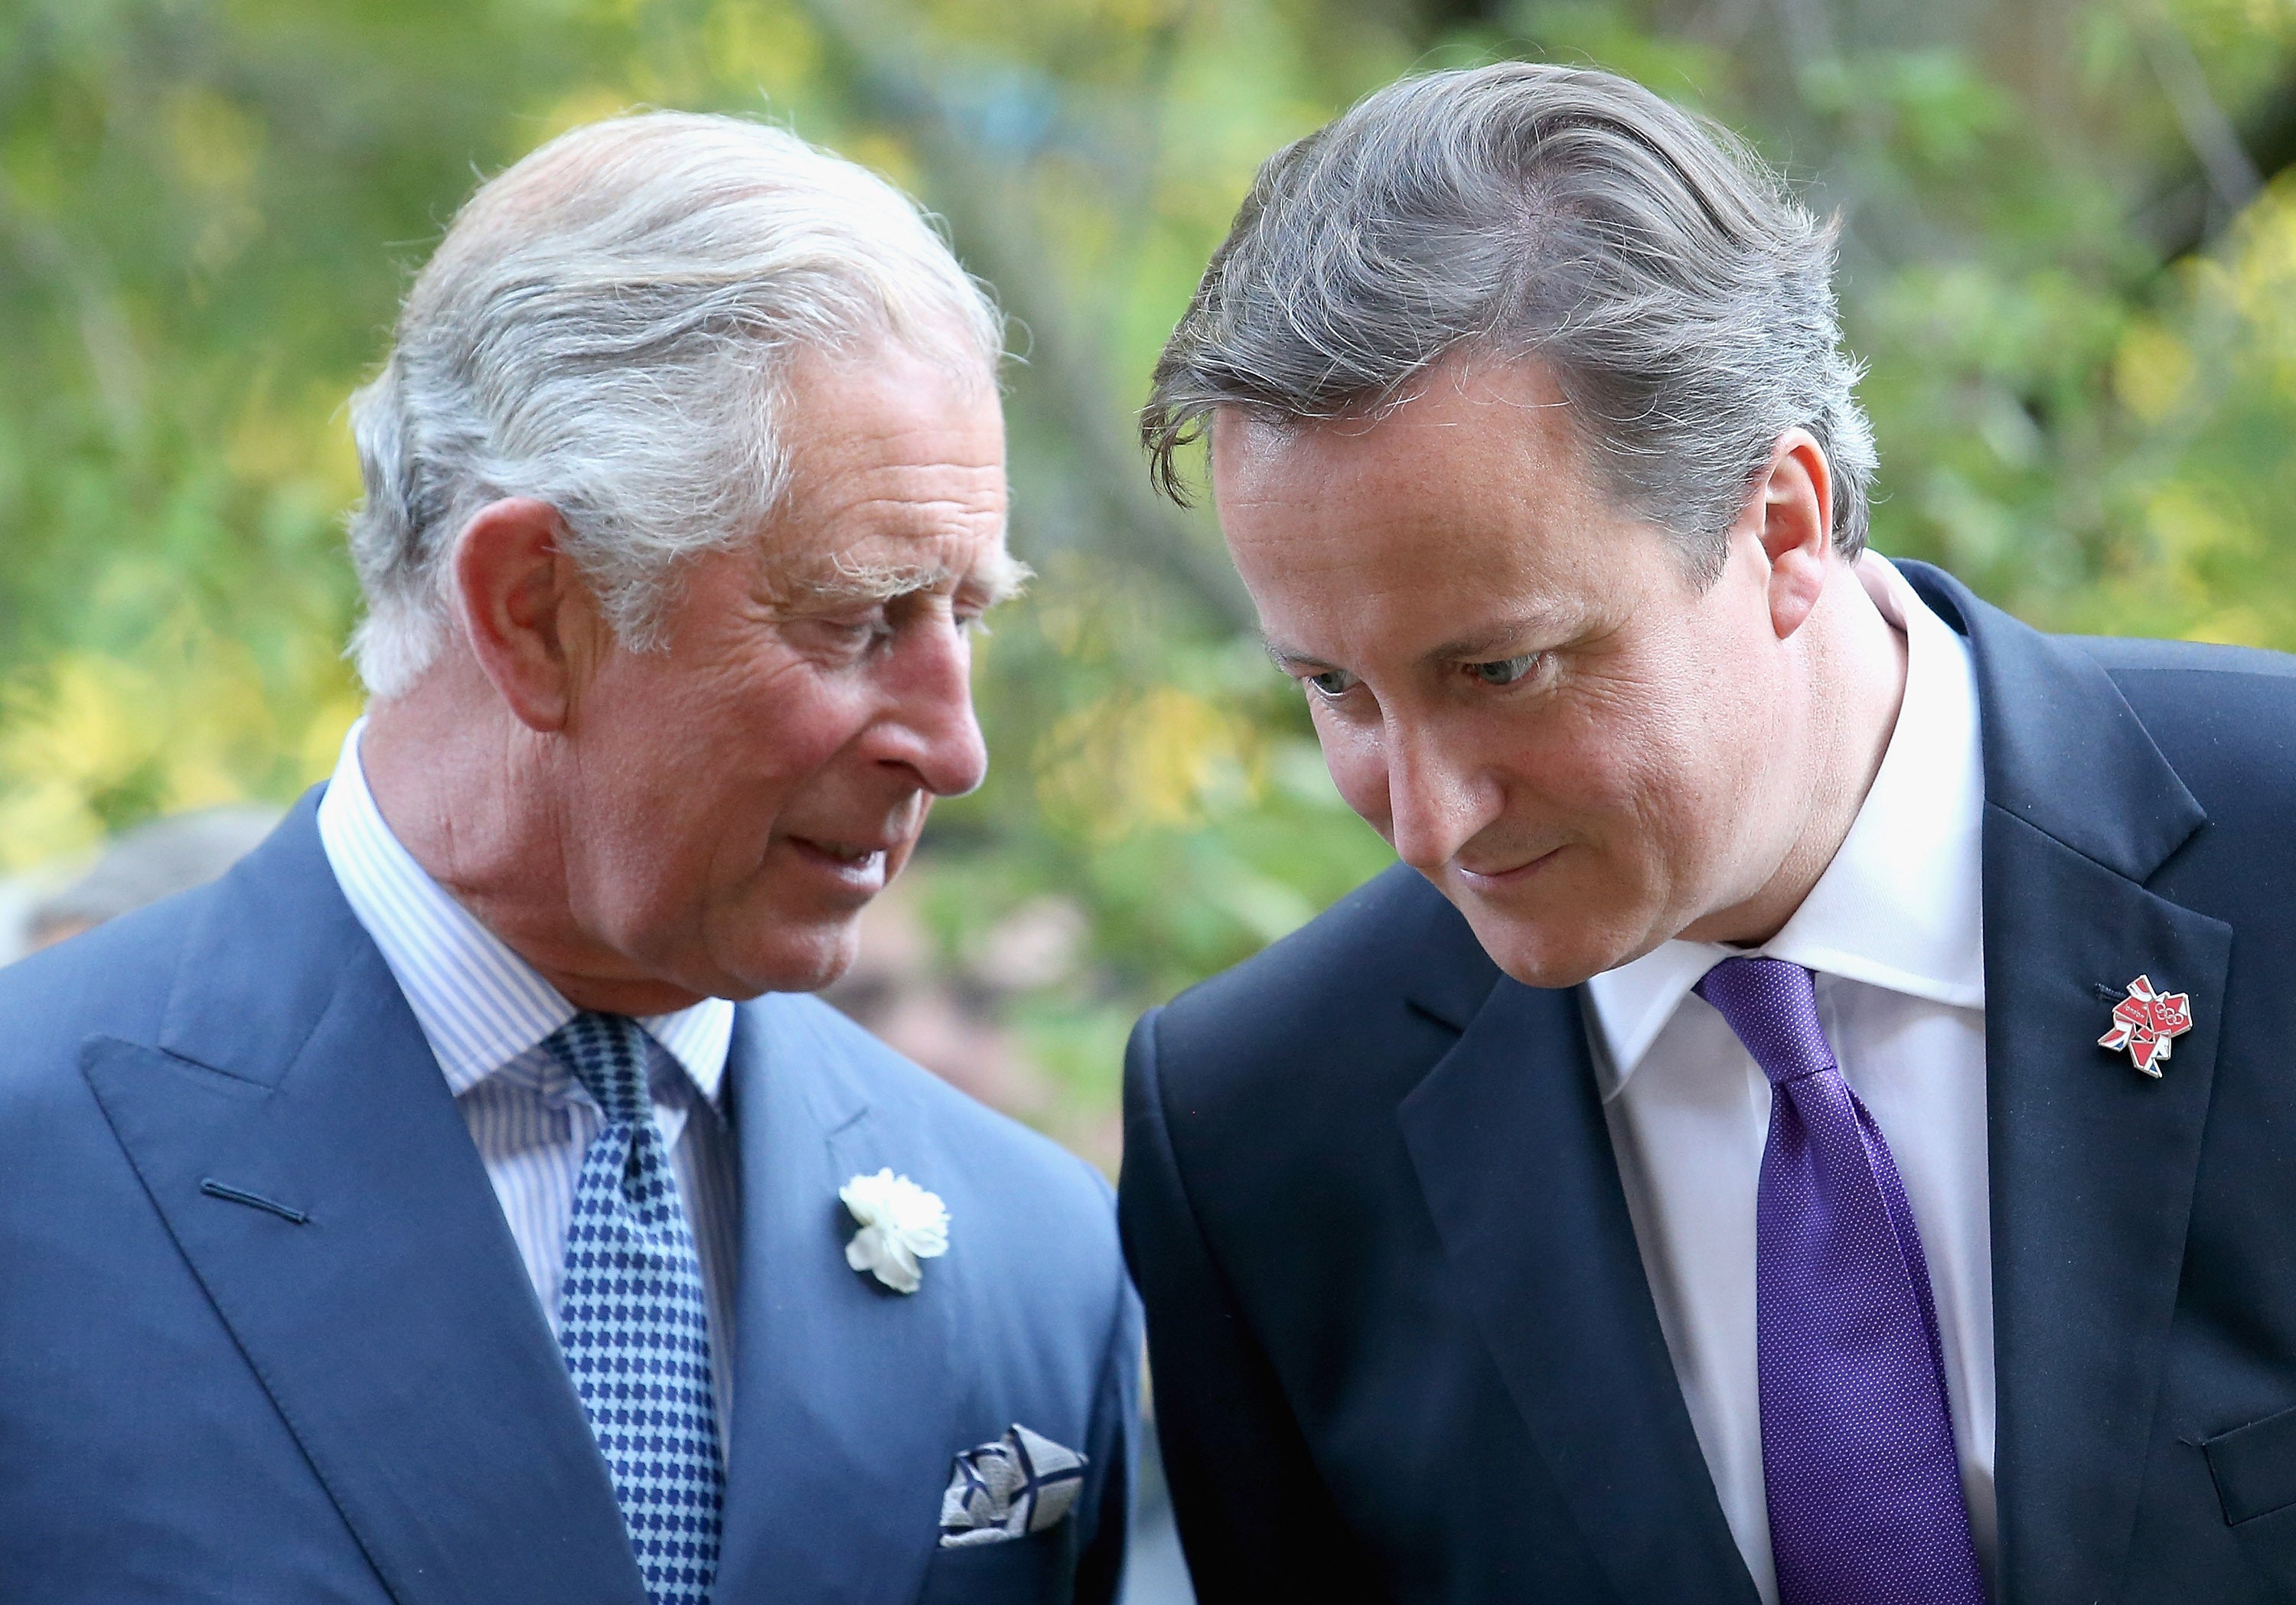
360,659,704,1016
1684,557,1910,948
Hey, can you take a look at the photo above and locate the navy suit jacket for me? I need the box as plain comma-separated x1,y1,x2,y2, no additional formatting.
0,794,1138,1604
1121,564,2296,1603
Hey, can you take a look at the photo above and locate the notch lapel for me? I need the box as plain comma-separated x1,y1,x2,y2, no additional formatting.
80,798,643,1605
1907,565,2229,1605
713,996,965,1605
1398,978,1760,1605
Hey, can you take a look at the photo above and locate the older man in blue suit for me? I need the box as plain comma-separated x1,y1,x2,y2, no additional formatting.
0,113,1135,1604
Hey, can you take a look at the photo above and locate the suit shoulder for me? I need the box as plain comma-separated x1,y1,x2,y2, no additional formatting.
1145,863,1499,1105
2069,634,2296,683
2072,636,2296,805
0,886,205,1102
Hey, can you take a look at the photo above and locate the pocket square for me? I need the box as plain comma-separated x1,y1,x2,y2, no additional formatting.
938,1424,1088,1548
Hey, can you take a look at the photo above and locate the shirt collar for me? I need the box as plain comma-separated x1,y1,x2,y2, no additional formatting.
315,718,733,1104
1581,555,1987,1098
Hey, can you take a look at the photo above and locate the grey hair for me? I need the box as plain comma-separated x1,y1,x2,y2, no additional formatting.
1142,64,1876,577
347,111,1004,699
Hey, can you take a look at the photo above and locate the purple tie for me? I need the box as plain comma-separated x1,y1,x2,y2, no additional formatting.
1695,957,1986,1605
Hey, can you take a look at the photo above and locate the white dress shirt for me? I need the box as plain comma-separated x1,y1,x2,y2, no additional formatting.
315,720,742,1450
1583,556,1995,1604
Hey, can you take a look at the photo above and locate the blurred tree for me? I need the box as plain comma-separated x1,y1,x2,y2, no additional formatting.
2,0,2292,1156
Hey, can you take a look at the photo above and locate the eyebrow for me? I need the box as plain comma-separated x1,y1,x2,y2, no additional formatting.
1261,637,1334,674
1262,612,1572,674
775,547,1034,612
1421,620,1559,662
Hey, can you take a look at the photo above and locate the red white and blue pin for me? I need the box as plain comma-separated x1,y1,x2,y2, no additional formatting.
2099,975,2192,1078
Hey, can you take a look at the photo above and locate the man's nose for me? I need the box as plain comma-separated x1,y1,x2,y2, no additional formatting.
882,618,990,798
1383,719,1495,873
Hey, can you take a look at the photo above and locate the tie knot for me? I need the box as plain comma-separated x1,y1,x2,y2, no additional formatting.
545,1012,654,1124
1693,956,1838,1085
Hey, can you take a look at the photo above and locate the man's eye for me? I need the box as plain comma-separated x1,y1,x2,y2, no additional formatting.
810,614,894,657
1468,654,1540,687
1306,668,1358,699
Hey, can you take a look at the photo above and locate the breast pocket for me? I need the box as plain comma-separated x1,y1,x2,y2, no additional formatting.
914,1522,1078,1605
2206,1403,2296,1525
2203,1401,2296,1591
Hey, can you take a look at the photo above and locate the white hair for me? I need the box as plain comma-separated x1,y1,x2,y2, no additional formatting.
346,111,1005,699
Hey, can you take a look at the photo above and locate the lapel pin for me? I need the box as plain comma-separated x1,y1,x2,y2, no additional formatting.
2099,974,2192,1078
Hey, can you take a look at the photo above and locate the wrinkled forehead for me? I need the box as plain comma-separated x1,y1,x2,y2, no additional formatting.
751,334,1017,605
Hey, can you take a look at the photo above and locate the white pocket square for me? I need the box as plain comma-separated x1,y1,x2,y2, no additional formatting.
938,1423,1088,1548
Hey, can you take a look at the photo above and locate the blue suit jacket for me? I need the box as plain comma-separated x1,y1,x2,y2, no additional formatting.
0,794,1138,1604
1121,564,2296,1603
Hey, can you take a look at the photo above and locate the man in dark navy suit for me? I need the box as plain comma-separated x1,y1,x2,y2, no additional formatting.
1122,63,2296,1605
0,113,1134,1603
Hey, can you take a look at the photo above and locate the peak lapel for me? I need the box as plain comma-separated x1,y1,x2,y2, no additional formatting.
713,997,963,1605
1907,565,2229,1605
1979,814,2226,1605
82,799,644,1605
1398,979,1759,1605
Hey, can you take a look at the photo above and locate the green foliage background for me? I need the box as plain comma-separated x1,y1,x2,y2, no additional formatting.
4,0,2294,1155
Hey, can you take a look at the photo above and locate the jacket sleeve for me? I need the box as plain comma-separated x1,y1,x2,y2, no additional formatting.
1117,1006,1384,1603
1071,1217,1143,1605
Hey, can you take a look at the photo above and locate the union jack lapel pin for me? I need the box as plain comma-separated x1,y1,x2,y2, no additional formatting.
2099,974,2193,1078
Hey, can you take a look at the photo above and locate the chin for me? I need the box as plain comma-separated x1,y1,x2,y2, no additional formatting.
1458,905,1639,992
720,917,866,997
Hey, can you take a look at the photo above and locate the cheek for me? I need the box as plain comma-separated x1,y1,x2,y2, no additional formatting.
586,652,866,852
737,687,863,781
696,652,869,785
1528,664,1719,851
1530,678,1660,797
1313,710,1392,824
1589,663,1771,888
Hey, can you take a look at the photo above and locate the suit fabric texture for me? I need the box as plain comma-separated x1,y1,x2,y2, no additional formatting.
0,795,1139,1605
1120,563,2296,1604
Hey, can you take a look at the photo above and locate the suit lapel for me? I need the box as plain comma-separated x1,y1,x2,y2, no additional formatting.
1398,977,1760,1605
81,798,644,1605
1909,564,2229,1605
713,995,963,1605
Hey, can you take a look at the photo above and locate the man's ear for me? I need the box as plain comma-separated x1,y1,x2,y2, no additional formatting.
1752,429,1835,641
452,497,602,732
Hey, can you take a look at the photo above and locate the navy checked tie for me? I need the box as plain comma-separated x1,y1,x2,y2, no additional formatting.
546,1013,722,1605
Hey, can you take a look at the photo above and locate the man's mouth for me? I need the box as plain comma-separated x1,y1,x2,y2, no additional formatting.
1455,844,1565,886
788,837,890,871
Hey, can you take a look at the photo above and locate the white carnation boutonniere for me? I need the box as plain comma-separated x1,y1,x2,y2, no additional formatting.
840,1168,950,1294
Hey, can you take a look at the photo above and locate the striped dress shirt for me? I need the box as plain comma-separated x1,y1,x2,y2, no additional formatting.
315,720,741,1450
